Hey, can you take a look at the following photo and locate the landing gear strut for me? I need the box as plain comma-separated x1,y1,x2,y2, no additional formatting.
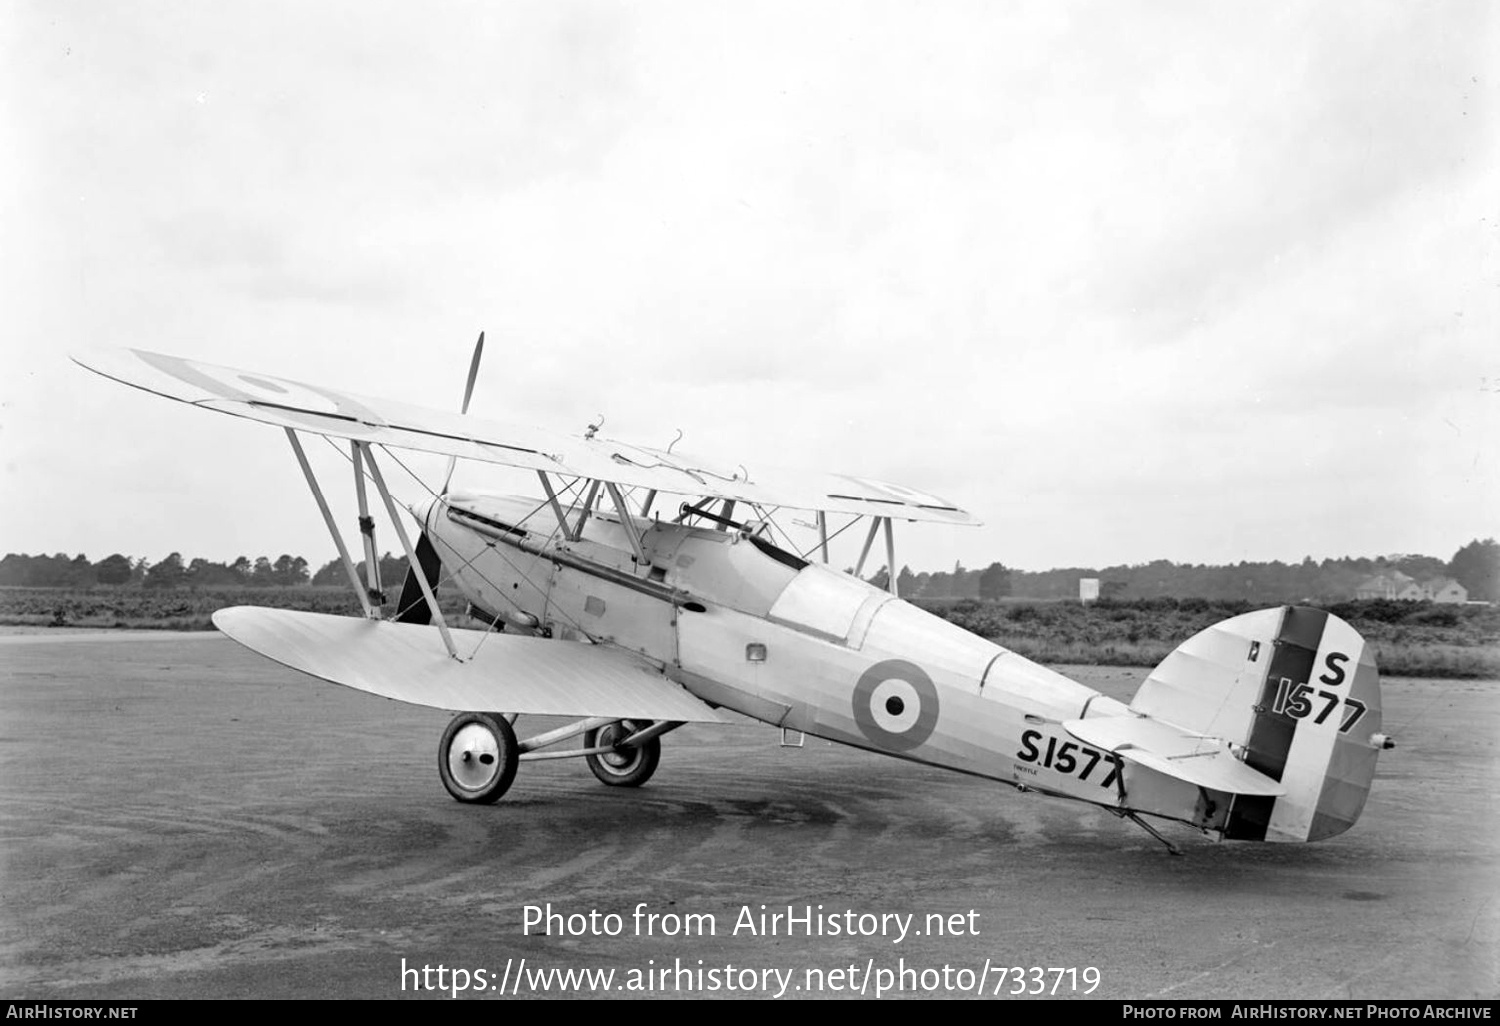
1119,810,1184,856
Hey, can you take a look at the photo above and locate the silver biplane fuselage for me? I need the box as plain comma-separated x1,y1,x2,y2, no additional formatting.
428,491,1214,830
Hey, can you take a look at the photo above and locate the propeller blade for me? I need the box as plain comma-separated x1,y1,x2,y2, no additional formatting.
441,331,485,496
393,531,444,625
460,330,485,415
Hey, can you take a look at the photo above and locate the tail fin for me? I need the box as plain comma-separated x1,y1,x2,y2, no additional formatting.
1130,605,1389,842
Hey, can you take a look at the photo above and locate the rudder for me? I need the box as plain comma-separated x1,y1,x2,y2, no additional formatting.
1131,606,1388,843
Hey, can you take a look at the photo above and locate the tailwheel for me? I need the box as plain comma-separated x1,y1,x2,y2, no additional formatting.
585,719,661,788
439,711,518,804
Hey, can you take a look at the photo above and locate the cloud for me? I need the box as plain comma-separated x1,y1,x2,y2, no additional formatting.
4,1,1495,574
149,210,407,308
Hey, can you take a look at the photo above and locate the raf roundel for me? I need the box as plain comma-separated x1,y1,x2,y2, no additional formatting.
852,659,940,752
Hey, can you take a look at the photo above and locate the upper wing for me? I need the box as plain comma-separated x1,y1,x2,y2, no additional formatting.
73,347,978,526
213,607,732,722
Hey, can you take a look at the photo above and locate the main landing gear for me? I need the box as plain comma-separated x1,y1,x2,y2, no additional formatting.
584,719,661,787
437,713,679,803
438,712,519,804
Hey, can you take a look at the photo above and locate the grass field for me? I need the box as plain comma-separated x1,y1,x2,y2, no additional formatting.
0,585,467,631
918,596,1500,679
2,586,1495,678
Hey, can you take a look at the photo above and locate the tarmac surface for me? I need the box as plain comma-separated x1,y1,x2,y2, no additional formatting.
1,630,1495,1000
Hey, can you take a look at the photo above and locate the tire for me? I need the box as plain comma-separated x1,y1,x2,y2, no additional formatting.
584,719,661,788
438,711,519,803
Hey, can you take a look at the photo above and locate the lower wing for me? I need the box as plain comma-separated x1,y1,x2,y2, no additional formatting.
213,607,730,722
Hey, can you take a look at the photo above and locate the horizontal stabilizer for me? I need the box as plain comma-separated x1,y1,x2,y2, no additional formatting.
213,607,730,723
1062,715,1285,797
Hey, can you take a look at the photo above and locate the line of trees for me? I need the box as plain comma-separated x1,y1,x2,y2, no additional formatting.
3,539,1495,603
0,552,402,590
873,538,1499,604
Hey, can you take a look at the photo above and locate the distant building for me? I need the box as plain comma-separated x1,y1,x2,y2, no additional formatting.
1353,572,1468,604
1355,572,1415,600
1423,578,1468,604
1395,579,1426,601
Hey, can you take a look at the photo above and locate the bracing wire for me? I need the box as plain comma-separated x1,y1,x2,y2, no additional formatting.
375,445,596,645
312,436,596,649
793,512,863,564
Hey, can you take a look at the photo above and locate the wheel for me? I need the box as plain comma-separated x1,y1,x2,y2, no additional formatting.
438,711,518,803
584,719,661,788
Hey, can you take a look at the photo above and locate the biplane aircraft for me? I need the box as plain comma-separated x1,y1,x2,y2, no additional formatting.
74,340,1395,852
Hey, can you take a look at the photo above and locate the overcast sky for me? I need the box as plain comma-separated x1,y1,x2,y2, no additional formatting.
2,1,1495,576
